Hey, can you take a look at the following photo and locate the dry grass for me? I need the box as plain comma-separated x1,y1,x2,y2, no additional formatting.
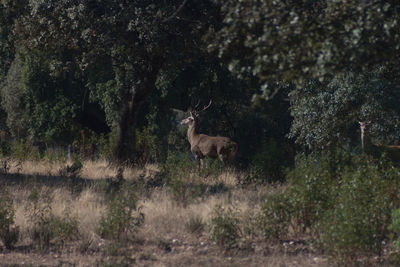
0,159,329,266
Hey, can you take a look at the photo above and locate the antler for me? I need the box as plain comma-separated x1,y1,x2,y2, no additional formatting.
190,100,212,116
197,100,212,114
193,100,201,111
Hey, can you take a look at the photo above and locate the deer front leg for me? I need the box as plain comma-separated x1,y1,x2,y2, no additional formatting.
191,146,203,172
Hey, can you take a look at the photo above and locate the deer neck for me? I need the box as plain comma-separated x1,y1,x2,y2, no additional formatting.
360,127,365,150
187,123,199,146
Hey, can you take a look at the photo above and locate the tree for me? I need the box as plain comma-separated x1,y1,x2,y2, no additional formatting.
213,0,400,98
289,66,400,150
8,0,221,163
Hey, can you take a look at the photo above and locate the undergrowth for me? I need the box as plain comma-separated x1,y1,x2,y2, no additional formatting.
258,150,400,264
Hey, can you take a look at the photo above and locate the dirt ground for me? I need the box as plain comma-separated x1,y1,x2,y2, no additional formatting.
0,236,329,267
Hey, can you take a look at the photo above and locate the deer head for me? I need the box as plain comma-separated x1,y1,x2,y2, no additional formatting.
180,100,212,127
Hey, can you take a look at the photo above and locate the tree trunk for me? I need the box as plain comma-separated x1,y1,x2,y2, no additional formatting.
112,67,160,164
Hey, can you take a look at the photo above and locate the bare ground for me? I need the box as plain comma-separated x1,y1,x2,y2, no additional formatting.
0,159,330,267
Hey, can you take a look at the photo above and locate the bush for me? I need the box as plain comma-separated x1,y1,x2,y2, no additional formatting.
98,183,144,241
257,193,293,240
11,141,41,161
161,151,197,206
285,151,347,231
390,208,400,248
50,213,79,248
318,162,398,263
25,179,79,250
258,150,400,264
136,126,161,165
0,188,19,249
25,181,52,250
209,205,241,248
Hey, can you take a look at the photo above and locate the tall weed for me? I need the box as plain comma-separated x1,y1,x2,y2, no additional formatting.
161,151,197,206
0,188,19,249
98,183,144,241
25,178,79,250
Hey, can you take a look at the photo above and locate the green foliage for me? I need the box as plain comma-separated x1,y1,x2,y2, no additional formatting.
318,163,396,263
214,1,400,88
389,208,400,249
0,188,19,249
209,205,241,248
20,52,79,144
286,151,351,230
98,183,144,241
289,66,400,149
257,193,292,240
0,57,27,137
136,126,161,164
161,151,212,206
259,150,400,263
94,132,116,160
11,140,40,161
49,214,79,248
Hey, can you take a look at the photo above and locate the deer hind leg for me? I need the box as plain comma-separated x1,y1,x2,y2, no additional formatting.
218,146,230,164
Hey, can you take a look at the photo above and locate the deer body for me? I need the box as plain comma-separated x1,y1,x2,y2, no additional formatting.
359,121,400,162
181,101,237,168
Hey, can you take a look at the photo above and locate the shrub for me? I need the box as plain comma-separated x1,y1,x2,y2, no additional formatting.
136,126,161,165
285,151,346,231
10,140,41,161
185,214,205,234
389,208,400,263
257,193,293,240
25,181,53,250
98,183,144,241
318,162,398,263
161,151,197,206
390,208,400,248
25,179,79,250
209,205,241,248
0,188,19,249
49,213,79,248
257,150,400,264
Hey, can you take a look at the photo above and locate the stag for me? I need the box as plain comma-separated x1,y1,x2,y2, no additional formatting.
359,121,400,162
181,100,238,169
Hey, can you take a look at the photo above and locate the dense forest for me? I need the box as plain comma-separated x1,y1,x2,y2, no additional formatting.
2,1,400,265
1,0,399,164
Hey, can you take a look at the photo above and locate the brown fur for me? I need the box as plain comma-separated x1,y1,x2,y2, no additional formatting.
181,112,237,169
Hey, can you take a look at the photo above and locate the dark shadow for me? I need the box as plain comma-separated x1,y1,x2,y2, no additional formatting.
0,172,96,191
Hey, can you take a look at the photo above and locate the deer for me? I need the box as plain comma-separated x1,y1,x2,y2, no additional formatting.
180,100,238,170
358,121,400,162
